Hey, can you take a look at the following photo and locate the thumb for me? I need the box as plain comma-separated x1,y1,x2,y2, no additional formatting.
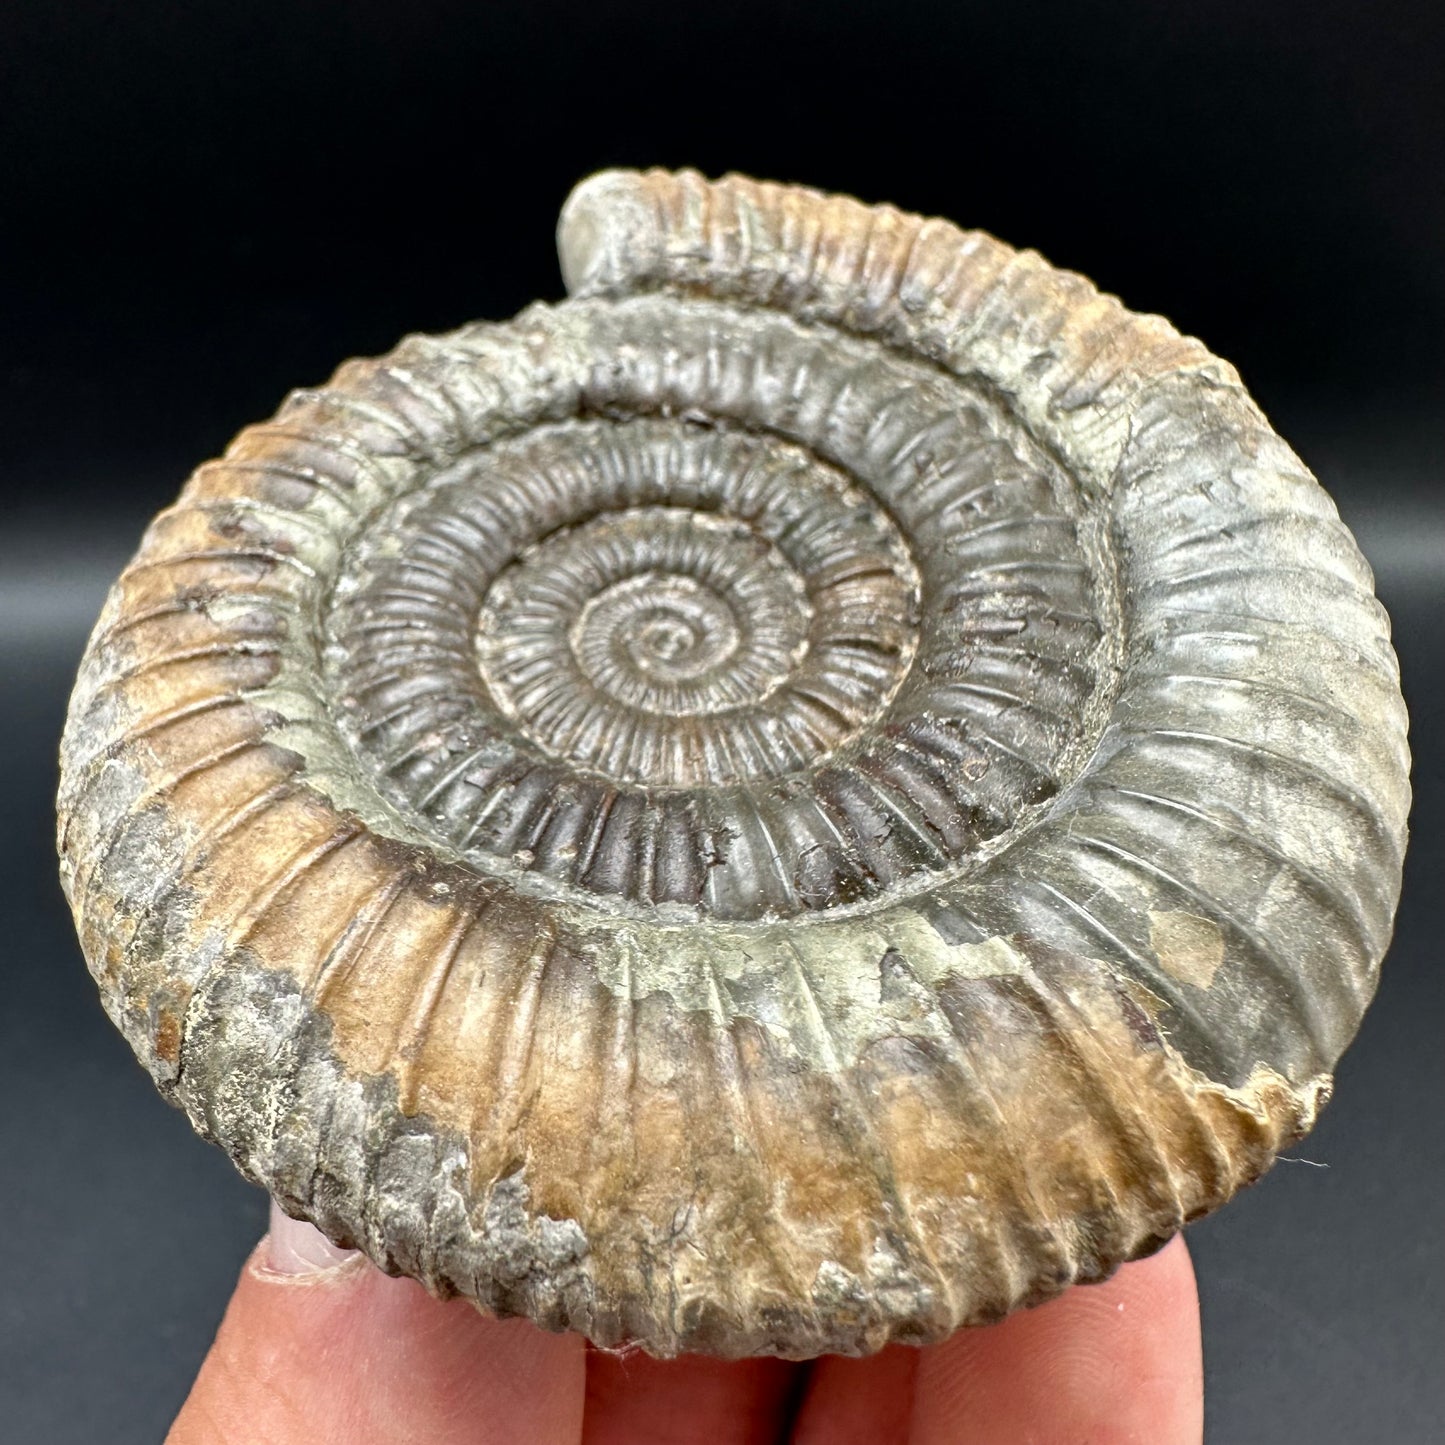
167,1201,585,1445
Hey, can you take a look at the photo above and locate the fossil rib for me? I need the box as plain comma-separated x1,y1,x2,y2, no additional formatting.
57,168,1409,1359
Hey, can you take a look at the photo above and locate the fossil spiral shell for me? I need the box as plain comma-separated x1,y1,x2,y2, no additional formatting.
58,169,1410,1358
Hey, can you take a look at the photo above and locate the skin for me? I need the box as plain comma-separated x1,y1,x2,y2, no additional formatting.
168,1203,1203,1444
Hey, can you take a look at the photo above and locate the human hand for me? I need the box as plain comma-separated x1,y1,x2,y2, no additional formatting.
168,1201,1202,1443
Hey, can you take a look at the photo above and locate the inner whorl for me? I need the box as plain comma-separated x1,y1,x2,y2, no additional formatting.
319,306,1114,922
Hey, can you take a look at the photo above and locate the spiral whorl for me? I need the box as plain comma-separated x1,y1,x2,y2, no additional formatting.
317,299,1109,923
58,169,1409,1359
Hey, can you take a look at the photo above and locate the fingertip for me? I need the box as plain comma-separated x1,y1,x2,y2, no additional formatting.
582,1349,799,1445
168,1204,586,1445
790,1344,917,1445
912,1235,1203,1445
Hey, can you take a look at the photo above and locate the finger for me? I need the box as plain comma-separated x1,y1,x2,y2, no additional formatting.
789,1344,917,1444
910,1234,1202,1445
167,1200,586,1445
582,1347,800,1445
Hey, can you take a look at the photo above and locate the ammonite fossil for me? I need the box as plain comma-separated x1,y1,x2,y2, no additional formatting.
58,169,1410,1359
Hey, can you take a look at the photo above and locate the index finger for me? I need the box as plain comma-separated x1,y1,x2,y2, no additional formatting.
911,1233,1202,1444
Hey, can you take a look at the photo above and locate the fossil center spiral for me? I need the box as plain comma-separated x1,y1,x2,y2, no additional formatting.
472,478,913,788
480,505,819,760
319,299,1112,921
589,575,742,681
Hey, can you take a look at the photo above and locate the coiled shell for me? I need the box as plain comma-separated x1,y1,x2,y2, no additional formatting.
58,169,1410,1358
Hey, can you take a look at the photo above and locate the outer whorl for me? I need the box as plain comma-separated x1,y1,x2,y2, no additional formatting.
58,169,1410,1359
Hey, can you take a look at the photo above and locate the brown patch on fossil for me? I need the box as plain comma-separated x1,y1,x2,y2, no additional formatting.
1149,910,1226,990
198,838,1319,1352
152,1006,182,1069
136,727,1315,1350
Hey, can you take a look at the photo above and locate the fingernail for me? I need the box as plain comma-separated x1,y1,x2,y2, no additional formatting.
264,1198,362,1276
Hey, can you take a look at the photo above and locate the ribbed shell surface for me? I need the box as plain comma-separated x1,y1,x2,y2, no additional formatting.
57,169,1410,1358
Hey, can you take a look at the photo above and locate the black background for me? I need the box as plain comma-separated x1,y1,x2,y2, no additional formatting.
2,4,1441,1441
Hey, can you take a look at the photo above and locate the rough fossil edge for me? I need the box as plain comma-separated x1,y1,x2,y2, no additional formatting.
56,169,1409,1357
